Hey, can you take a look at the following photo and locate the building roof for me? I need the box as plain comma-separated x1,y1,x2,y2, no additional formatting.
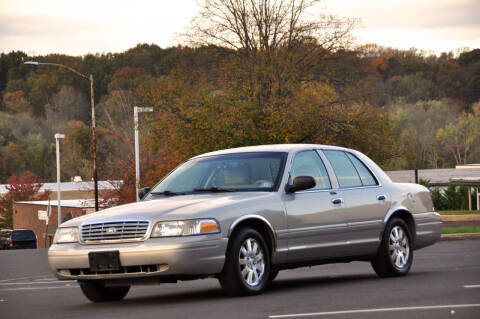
386,168,480,186
0,180,121,195
449,177,480,186
15,199,97,208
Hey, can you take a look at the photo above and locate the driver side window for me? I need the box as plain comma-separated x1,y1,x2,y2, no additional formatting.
291,151,331,190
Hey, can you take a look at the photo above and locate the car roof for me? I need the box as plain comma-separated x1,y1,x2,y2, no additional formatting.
193,144,350,159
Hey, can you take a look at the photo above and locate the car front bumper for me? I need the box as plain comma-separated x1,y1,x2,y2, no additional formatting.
48,234,228,281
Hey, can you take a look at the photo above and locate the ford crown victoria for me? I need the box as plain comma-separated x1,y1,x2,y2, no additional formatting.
48,144,442,302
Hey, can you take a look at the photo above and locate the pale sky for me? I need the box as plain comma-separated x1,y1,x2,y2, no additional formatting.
0,0,479,56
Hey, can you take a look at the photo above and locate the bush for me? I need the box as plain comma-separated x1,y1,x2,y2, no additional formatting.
420,179,477,210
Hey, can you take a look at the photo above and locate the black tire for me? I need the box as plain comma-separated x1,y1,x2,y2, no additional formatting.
268,270,279,283
371,217,413,277
219,227,270,296
79,281,130,302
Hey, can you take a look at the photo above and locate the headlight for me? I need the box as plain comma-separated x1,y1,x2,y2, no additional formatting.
53,227,79,244
151,219,220,237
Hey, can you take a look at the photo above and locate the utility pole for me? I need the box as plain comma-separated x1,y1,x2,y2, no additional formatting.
55,133,65,226
90,75,99,211
134,106,153,201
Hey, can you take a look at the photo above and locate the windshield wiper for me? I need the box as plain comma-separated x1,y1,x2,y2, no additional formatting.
193,187,236,193
150,190,186,196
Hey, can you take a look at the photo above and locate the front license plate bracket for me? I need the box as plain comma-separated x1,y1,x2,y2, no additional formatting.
88,251,121,272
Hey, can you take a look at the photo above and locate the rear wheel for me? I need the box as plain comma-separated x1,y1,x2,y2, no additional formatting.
219,228,270,296
371,217,413,277
79,281,130,302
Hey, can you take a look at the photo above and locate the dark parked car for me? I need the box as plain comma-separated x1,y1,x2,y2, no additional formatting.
2,229,37,249
0,229,12,249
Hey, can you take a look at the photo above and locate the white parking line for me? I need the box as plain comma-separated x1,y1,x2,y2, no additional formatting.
464,285,480,288
268,304,480,318
0,286,77,292
0,275,53,282
0,280,75,286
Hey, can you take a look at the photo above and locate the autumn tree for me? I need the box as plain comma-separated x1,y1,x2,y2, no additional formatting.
437,103,480,165
0,172,51,228
45,85,90,128
187,0,356,103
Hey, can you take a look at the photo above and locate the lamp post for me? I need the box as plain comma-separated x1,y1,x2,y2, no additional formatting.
134,106,153,201
55,133,65,226
24,61,99,211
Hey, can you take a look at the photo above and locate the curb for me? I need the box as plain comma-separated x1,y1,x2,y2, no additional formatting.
440,233,480,241
441,214,480,222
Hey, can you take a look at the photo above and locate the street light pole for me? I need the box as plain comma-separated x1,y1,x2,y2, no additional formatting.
55,133,65,226
25,61,99,211
90,75,99,211
134,106,153,201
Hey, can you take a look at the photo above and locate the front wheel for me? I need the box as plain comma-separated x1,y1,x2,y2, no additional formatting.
79,281,130,302
219,227,270,296
371,217,413,277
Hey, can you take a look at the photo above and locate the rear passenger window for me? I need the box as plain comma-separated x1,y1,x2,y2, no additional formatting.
323,150,363,188
291,151,331,190
346,153,378,186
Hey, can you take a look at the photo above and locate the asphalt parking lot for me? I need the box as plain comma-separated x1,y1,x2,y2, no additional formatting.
1,240,479,319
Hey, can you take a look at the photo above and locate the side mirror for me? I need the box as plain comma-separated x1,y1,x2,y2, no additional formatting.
138,187,151,200
286,176,316,194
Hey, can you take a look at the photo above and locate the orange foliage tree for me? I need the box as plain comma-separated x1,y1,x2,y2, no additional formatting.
0,172,51,228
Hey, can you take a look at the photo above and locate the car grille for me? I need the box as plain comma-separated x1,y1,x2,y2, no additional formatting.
81,220,150,243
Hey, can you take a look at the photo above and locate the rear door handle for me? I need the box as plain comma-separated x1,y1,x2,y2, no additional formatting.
377,195,387,201
332,198,343,205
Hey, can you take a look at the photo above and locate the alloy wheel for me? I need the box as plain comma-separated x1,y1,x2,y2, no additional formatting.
388,225,410,269
238,237,265,286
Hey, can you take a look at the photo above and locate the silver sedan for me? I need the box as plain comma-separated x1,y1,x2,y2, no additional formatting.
49,144,442,302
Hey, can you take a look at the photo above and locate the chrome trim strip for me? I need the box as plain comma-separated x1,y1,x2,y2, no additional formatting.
414,212,441,220
289,237,379,251
416,222,442,227
289,240,346,250
288,220,382,235
334,185,381,191
288,223,348,233
348,220,383,227
346,238,380,245
296,185,382,194
296,188,334,194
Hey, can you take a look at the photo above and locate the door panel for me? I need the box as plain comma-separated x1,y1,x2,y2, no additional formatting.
283,191,348,261
283,150,348,262
335,187,389,255
322,150,390,256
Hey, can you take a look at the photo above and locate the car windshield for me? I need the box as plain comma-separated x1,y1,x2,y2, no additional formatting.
151,152,287,194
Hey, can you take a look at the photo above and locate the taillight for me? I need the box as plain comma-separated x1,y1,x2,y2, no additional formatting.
9,240,13,247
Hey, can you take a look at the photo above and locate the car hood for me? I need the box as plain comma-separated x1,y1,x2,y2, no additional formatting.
60,192,277,227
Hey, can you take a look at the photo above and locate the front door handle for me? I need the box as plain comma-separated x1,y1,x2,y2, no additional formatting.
377,194,387,201
332,198,343,205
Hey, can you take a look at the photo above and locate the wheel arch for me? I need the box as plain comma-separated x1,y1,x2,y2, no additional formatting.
384,208,416,245
228,215,277,258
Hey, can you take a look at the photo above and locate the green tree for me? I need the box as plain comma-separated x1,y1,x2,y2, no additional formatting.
436,106,480,165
